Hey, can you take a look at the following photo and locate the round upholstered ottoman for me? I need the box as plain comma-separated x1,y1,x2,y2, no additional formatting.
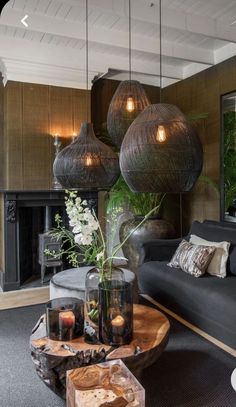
50,266,139,303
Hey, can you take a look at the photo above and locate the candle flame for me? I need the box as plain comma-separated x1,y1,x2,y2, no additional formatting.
111,315,125,327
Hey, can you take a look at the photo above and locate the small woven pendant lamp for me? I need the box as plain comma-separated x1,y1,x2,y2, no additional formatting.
107,0,150,149
53,0,119,190
120,0,203,193
53,122,119,189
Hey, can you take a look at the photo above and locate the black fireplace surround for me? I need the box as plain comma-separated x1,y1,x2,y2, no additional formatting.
0,190,98,291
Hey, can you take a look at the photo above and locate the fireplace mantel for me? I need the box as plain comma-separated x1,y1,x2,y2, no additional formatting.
0,190,98,291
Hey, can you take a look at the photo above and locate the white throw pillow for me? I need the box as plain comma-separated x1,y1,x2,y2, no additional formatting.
189,234,230,278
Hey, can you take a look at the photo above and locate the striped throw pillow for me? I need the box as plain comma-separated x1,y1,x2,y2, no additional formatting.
167,239,216,277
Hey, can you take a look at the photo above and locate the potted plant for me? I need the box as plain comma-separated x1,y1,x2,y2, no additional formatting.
223,111,236,215
45,190,164,337
106,176,175,273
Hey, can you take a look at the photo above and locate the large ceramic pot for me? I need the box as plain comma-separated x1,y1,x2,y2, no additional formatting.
119,216,175,274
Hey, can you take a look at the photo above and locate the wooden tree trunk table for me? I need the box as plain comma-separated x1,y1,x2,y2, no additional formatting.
30,304,170,399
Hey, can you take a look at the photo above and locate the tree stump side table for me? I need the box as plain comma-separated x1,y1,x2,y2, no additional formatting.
30,304,170,399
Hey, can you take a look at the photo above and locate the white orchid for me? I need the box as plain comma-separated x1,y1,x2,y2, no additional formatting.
96,251,104,262
46,189,164,277
51,190,107,269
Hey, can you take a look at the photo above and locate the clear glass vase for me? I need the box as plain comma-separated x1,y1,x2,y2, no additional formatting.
85,267,100,326
85,266,124,328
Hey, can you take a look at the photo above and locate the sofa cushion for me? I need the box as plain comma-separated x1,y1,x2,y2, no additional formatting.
139,260,236,349
139,238,182,264
189,234,230,278
190,221,236,275
168,239,216,277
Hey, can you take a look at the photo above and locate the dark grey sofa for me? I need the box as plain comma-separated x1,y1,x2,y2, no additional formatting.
138,220,236,349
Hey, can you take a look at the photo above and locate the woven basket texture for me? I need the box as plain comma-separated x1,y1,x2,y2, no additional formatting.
120,103,203,193
53,122,120,189
107,80,150,149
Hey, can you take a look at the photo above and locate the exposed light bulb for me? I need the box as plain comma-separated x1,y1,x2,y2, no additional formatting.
85,154,93,166
72,132,77,142
156,125,167,143
126,96,135,112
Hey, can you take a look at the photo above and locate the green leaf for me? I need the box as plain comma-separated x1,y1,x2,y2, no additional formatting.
106,175,163,216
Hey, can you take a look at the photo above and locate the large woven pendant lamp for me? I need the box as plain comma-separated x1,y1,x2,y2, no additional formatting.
107,0,150,149
120,0,203,193
53,0,120,190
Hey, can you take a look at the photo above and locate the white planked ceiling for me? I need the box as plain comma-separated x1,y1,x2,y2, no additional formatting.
0,0,236,89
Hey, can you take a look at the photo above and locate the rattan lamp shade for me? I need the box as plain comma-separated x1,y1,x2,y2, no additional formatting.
107,80,150,149
53,123,120,189
120,103,203,193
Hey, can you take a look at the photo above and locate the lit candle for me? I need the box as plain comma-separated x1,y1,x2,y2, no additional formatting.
111,315,125,338
111,315,125,328
59,311,75,329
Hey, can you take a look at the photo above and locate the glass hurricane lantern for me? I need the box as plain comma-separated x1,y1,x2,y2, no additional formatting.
85,266,124,328
98,280,133,346
46,297,84,341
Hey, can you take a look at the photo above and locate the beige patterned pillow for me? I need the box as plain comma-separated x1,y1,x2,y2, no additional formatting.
189,235,230,278
168,239,216,277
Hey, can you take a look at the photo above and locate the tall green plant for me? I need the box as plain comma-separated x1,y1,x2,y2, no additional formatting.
106,176,163,216
224,111,236,211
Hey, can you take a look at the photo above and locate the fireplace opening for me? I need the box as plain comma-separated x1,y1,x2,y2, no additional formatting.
0,191,98,291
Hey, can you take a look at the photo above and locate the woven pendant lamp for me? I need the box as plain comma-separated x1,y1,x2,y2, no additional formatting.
107,0,150,149
107,80,150,149
53,122,119,189
53,0,120,190
120,0,203,193
120,103,203,192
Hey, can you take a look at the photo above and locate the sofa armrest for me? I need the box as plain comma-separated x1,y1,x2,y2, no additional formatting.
138,238,183,265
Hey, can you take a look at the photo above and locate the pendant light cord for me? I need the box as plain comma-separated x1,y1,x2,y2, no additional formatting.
180,193,183,237
86,0,89,123
129,0,131,89
159,0,162,103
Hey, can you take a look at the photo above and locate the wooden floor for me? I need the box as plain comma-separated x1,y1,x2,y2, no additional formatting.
0,287,49,310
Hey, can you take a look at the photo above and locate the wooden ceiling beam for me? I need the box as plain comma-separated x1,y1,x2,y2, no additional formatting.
0,7,215,66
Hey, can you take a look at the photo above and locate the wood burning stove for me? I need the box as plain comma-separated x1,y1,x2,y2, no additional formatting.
38,206,63,284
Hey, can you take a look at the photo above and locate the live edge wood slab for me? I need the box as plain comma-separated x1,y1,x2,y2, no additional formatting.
30,304,170,399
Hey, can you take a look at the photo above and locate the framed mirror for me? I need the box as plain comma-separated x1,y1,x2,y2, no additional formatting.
221,91,236,222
